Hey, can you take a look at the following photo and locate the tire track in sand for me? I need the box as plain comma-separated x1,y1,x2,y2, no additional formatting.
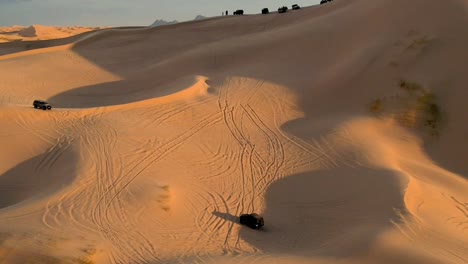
88,110,222,263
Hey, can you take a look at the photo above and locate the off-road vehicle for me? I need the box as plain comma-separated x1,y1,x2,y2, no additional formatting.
278,6,288,13
233,10,244,15
239,213,264,229
292,4,301,10
33,100,52,110
262,8,269,14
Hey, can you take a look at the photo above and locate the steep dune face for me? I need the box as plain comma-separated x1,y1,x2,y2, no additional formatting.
0,0,467,263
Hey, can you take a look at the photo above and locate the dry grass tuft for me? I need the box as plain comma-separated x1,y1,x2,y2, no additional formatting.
369,79,443,136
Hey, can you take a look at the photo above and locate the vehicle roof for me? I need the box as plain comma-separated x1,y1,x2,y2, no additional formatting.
249,213,263,219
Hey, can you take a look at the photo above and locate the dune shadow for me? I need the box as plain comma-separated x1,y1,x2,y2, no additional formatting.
0,145,78,209
44,10,370,112
212,211,240,225
48,75,197,108
424,142,468,180
239,166,406,258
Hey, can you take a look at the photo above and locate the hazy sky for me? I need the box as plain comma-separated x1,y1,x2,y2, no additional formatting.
0,0,321,27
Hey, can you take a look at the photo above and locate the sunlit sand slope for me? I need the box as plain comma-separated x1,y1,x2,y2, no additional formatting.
0,0,467,263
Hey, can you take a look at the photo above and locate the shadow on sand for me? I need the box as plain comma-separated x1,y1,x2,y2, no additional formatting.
238,166,407,258
0,145,78,209
211,211,240,225
48,75,197,108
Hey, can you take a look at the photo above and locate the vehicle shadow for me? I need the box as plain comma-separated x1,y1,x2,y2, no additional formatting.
211,211,239,225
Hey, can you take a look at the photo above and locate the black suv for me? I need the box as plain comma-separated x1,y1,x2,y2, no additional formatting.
262,8,269,14
33,100,52,110
239,213,264,229
292,4,300,10
278,6,288,13
233,10,244,15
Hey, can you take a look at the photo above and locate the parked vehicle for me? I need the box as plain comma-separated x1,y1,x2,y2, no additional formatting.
33,100,52,110
239,213,264,229
292,4,301,10
278,6,288,13
262,8,269,14
233,9,244,15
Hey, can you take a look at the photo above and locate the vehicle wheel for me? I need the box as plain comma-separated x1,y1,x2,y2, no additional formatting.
47,106,51,110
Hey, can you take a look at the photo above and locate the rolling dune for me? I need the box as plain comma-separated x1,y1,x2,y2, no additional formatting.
0,0,467,263
0,25,103,43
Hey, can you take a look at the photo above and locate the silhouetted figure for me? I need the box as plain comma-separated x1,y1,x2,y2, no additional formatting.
226,10,228,15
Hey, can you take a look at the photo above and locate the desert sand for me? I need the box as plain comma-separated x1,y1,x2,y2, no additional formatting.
0,0,467,263
0,25,103,43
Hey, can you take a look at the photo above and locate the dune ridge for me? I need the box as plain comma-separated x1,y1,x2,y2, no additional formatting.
0,25,104,43
0,0,467,263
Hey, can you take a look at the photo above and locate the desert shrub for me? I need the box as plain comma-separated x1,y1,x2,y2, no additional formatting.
399,79,422,92
396,109,418,128
369,98,384,114
406,35,432,50
368,79,443,136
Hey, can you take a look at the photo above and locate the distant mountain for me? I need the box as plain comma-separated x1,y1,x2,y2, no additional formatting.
150,19,178,27
150,15,208,27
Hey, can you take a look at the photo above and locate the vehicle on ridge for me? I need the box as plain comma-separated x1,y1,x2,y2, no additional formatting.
33,100,52,110
278,6,288,13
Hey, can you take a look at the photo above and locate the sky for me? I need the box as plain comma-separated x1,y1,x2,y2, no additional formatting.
0,0,321,27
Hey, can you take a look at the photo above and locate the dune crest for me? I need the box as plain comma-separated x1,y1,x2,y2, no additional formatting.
0,24,104,43
0,0,467,263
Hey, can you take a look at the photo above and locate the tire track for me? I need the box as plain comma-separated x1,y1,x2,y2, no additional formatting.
85,115,155,264
34,134,72,173
103,110,223,209
242,104,285,197
88,110,221,263
216,79,274,252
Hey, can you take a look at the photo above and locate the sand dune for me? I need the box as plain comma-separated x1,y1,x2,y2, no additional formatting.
0,0,467,263
0,25,103,43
